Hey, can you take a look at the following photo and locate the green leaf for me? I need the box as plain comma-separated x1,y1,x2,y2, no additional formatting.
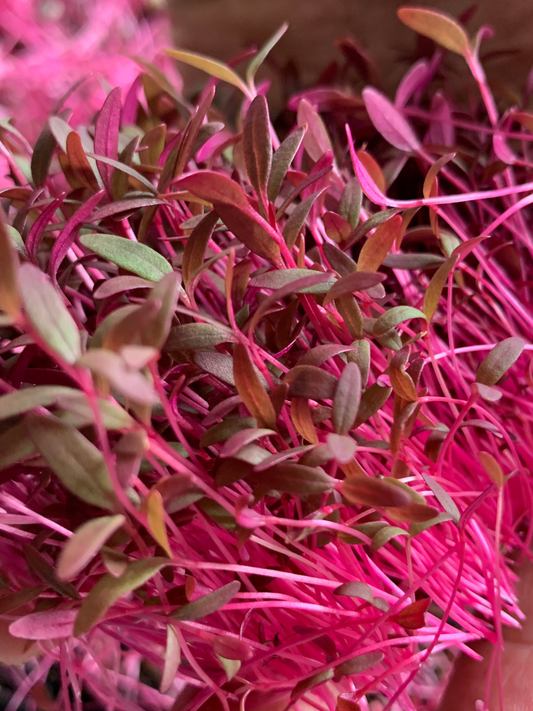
164,49,251,97
0,386,80,421
57,515,125,581
373,306,427,337
246,23,289,85
371,526,409,550
409,512,454,536
322,243,357,277
74,558,167,635
172,581,241,621
80,233,172,282
268,127,306,202
421,473,460,521
476,337,525,386
19,264,81,364
333,363,361,435
397,7,470,56
26,414,116,510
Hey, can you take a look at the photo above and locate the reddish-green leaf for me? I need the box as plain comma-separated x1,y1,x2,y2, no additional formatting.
0,587,44,616
75,558,167,635
26,413,115,510
259,462,334,495
19,264,80,364
478,451,504,487
297,99,333,162
397,7,470,56
268,126,306,202
333,363,361,435
284,365,337,400
250,268,335,294
233,344,277,429
173,581,241,621
355,384,392,427
334,581,374,602
57,515,125,581
283,189,326,248
23,544,79,599
78,349,158,405
31,121,56,188
357,215,402,272
214,204,281,265
343,477,413,508
165,323,232,351
299,344,356,366
339,178,363,229
336,651,384,676
243,95,272,204
387,503,440,523
476,337,525,386
160,626,181,693
221,428,275,459
182,210,219,288
324,272,385,304
323,242,357,277
423,255,457,321
291,669,334,699
50,190,104,281
0,211,20,318
363,87,420,152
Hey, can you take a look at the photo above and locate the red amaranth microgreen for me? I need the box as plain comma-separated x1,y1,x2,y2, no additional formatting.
0,5,533,711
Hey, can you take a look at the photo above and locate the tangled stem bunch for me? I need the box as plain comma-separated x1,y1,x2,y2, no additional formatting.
0,7,532,711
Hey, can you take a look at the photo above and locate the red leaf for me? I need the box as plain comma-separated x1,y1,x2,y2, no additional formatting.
392,598,431,630
94,87,122,194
